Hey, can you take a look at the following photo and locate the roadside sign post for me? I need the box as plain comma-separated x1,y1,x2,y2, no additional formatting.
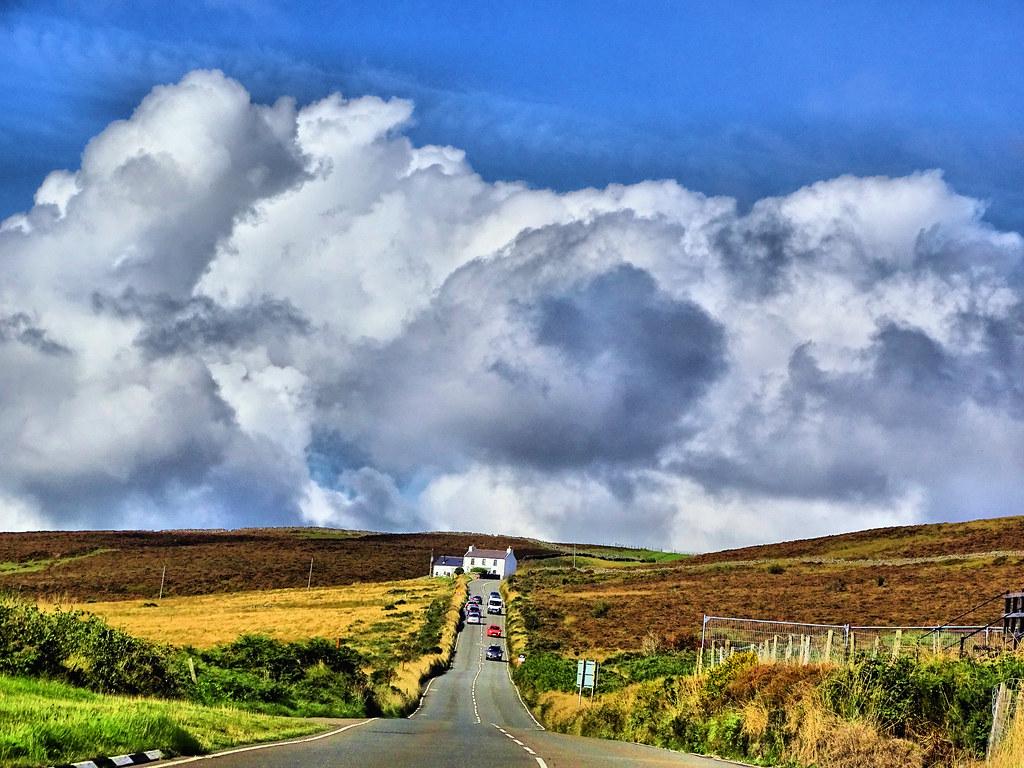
576,659,598,705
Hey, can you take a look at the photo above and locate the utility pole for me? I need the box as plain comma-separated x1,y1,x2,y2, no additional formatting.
573,543,576,570
158,565,166,601
307,557,314,590
429,548,434,577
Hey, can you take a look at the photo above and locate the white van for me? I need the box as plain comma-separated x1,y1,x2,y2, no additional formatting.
487,597,503,615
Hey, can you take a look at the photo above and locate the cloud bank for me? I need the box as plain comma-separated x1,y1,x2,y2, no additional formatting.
2,70,1022,549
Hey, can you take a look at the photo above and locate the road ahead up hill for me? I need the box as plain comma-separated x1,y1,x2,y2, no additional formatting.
165,579,729,768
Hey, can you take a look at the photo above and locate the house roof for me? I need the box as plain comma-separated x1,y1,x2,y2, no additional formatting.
466,548,512,559
433,555,464,567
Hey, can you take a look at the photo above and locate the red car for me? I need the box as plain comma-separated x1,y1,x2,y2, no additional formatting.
487,624,502,637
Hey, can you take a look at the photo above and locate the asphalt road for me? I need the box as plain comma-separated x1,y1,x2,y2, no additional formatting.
166,579,733,768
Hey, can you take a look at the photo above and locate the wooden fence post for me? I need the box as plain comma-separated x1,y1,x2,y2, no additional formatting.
891,629,903,660
825,629,834,664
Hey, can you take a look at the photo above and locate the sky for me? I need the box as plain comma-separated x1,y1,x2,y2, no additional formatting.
0,2,1022,550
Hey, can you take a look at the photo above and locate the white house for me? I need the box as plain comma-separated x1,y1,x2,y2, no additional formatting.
463,545,517,579
431,555,464,578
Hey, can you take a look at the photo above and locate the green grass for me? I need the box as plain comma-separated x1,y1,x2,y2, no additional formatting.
527,550,689,570
0,548,116,576
0,675,329,767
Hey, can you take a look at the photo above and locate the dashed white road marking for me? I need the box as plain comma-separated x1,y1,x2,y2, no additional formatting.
491,723,548,767
471,632,483,724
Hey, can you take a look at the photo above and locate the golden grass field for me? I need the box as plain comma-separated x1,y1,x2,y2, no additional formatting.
46,577,452,664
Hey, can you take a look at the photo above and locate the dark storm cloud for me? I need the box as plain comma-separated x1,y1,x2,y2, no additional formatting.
524,264,726,464
958,301,1024,417
0,313,72,356
871,323,956,393
675,313,1024,509
325,259,727,474
91,291,310,357
713,208,799,296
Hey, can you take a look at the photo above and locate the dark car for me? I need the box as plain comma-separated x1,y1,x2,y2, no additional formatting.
486,645,504,661
469,595,483,605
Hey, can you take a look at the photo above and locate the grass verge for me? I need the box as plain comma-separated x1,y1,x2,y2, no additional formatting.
376,575,466,714
0,675,328,768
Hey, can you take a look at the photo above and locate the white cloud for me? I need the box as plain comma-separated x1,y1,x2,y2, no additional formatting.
1,70,1022,550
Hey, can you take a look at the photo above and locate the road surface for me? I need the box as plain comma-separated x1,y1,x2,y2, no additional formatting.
166,579,734,768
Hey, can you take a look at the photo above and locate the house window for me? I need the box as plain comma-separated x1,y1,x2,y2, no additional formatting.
493,559,498,566
470,558,475,566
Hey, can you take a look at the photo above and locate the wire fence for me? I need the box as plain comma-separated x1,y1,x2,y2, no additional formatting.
698,615,1010,672
988,679,1023,760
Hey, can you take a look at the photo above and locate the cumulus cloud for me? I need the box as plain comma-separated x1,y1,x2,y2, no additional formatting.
1,69,1022,549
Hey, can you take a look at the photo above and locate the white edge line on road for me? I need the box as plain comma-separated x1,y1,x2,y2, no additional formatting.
408,676,436,718
159,718,377,765
506,656,545,730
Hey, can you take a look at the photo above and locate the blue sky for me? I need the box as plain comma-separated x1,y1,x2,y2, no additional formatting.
2,1,1022,230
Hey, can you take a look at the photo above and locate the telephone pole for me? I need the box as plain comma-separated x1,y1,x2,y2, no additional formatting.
307,557,314,590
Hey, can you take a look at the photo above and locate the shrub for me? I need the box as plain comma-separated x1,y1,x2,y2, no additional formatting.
513,652,578,694
0,598,184,696
591,601,611,618
767,563,786,575
395,595,450,660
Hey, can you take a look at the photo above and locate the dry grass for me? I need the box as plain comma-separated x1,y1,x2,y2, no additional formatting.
785,690,923,768
983,699,1024,768
535,690,588,734
377,575,467,712
42,578,450,661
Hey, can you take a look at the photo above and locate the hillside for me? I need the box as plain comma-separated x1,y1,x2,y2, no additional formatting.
513,515,1024,656
689,515,1024,564
0,528,555,600
3,516,1022,646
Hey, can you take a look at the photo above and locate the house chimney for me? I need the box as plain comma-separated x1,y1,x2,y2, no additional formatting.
506,546,512,554
467,545,474,552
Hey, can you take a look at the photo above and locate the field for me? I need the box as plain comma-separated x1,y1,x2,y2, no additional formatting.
0,528,555,600
511,515,1024,657
48,577,453,670
0,675,331,768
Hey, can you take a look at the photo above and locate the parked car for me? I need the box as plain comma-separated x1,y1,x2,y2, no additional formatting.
486,645,504,661
487,624,501,637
